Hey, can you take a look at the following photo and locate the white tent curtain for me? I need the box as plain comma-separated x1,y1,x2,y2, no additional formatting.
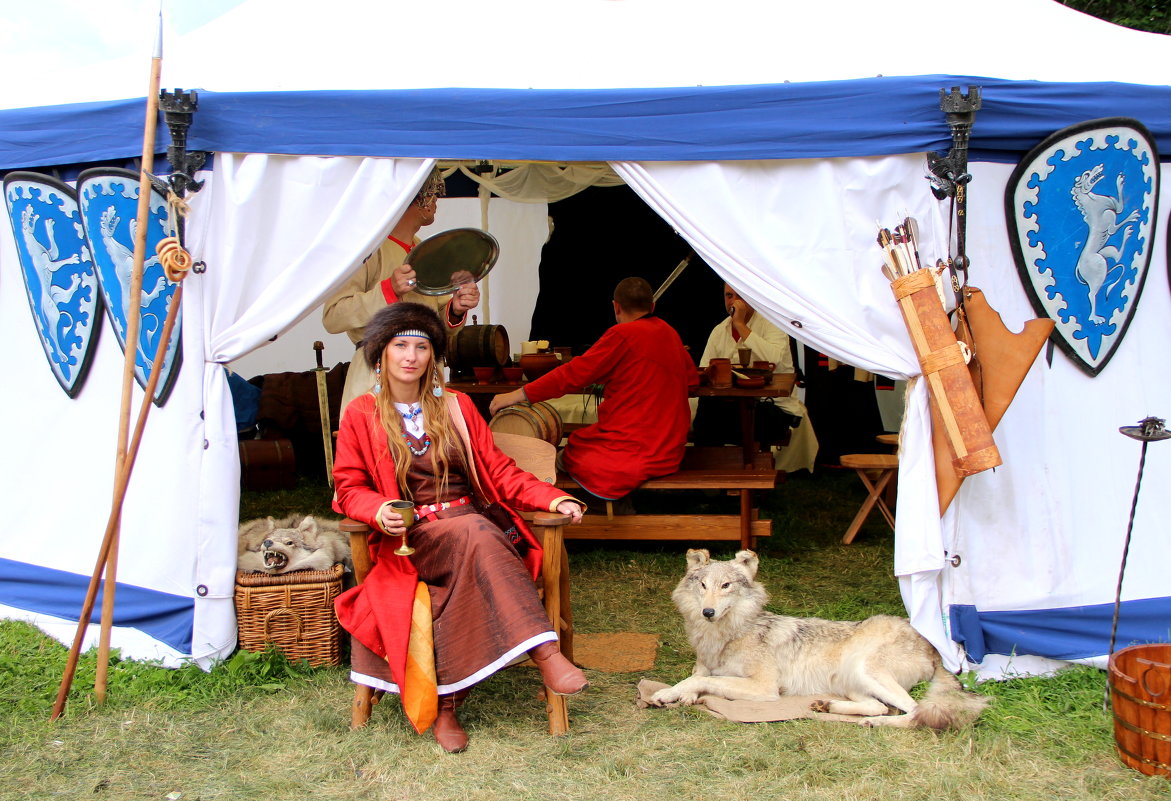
179,153,434,663
613,157,960,668
0,154,432,666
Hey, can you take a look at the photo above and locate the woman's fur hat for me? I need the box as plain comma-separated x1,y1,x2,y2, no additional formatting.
363,301,448,368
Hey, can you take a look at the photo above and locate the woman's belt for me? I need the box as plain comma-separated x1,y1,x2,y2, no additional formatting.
415,495,473,521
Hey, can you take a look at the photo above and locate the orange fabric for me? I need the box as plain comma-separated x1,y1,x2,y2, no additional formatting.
400,581,438,733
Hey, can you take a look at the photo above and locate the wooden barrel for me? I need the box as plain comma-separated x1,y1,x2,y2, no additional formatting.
489,401,564,446
447,325,510,372
239,438,297,492
1110,643,1171,777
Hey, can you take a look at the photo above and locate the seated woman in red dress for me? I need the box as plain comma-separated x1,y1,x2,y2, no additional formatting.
332,302,587,753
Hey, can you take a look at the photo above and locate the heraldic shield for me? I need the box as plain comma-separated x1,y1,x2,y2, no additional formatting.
1005,117,1159,376
77,168,182,405
4,172,103,398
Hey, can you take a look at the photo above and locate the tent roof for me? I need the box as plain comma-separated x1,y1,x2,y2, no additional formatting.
2,0,1170,169
7,0,1169,104
6,77,1171,171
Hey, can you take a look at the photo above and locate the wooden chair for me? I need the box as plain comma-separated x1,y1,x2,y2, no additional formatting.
839,452,899,544
342,431,575,735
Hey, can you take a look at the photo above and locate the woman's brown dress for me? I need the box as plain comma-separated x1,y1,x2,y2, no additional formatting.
349,433,556,695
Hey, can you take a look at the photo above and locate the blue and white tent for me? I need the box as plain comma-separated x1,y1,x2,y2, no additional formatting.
1,0,1169,676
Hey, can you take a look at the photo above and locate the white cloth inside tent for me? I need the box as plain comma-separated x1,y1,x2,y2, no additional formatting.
456,164,624,204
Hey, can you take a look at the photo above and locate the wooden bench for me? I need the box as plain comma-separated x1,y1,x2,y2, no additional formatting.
554,447,779,549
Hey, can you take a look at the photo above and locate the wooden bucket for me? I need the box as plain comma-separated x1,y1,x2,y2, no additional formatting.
1110,643,1171,777
489,401,564,446
448,324,510,372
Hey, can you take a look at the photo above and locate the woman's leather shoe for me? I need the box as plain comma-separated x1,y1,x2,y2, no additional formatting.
530,641,589,696
433,693,469,753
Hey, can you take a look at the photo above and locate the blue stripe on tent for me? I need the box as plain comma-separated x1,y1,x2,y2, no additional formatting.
3,75,1171,170
0,558,194,655
949,598,1171,663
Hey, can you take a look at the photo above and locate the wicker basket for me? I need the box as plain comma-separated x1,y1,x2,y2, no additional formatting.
234,564,345,666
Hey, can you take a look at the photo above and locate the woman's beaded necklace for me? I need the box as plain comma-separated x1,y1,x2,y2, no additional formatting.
395,401,430,456
403,428,432,457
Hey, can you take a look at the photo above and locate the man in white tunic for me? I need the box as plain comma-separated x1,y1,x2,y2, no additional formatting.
694,283,818,472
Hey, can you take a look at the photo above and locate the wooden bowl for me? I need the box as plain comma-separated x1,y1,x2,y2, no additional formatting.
519,352,560,381
472,366,498,384
735,367,774,385
502,366,524,383
734,374,766,389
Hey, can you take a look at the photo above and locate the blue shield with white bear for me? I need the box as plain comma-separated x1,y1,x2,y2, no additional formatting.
77,168,182,405
1006,118,1158,376
4,173,102,398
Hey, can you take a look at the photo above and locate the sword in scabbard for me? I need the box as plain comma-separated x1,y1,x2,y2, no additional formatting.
652,250,694,303
313,341,334,487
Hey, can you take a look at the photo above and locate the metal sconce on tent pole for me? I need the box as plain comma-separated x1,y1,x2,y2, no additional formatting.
1103,415,1170,711
159,89,207,203
926,86,981,304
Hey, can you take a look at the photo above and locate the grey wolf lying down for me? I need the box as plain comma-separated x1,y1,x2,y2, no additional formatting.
237,515,351,575
648,549,988,729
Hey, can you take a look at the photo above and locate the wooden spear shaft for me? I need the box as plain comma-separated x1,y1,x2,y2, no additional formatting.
96,12,164,705
51,284,183,721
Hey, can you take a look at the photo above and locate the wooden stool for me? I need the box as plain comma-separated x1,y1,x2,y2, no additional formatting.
875,433,900,508
839,453,899,544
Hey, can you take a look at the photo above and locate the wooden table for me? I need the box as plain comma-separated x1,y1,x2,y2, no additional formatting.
449,373,795,467
694,373,794,466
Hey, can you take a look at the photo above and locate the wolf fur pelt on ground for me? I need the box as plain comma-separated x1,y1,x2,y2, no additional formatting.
648,549,988,729
237,515,352,575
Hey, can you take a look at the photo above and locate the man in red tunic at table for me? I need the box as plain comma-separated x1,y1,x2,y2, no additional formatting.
490,277,698,503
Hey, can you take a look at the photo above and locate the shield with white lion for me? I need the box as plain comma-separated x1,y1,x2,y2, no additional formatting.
1005,117,1158,376
3,172,102,398
77,168,183,405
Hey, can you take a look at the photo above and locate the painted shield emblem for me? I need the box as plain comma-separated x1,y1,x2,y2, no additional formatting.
1006,118,1159,376
77,168,182,405
4,172,103,397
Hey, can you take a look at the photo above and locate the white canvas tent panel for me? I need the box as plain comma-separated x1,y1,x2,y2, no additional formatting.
1,0,1169,676
4,0,1169,110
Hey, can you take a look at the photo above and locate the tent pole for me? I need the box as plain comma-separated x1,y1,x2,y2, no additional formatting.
479,181,491,324
94,10,164,709
50,286,183,720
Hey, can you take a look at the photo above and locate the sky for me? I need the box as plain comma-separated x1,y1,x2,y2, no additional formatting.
0,0,245,71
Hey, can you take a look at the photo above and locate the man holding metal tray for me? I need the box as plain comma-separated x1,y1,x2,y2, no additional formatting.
324,168,482,412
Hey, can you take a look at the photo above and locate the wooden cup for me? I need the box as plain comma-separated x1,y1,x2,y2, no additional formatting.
708,358,732,388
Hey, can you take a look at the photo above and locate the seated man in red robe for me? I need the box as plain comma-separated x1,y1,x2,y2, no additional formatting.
490,277,698,502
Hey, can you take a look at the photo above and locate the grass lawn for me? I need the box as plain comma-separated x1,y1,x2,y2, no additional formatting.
2,470,1168,800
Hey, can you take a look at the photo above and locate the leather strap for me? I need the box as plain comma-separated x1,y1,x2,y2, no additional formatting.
415,495,473,520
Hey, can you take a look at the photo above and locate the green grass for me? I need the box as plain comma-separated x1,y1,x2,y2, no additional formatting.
3,470,1170,800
